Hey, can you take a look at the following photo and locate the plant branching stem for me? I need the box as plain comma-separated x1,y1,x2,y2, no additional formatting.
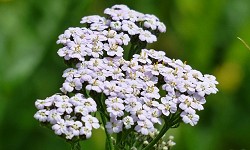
142,122,170,150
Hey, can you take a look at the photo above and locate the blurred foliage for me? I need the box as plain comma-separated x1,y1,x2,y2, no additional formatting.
0,0,250,150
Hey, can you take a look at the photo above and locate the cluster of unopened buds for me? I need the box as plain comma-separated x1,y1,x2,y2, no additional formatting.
34,4,218,150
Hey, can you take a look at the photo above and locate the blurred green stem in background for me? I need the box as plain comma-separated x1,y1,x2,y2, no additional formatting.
237,37,250,51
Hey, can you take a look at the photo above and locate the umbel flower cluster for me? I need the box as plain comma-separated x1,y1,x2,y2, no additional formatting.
34,4,218,150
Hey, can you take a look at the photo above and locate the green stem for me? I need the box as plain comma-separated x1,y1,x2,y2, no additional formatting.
142,122,170,150
115,132,123,150
128,43,137,60
98,93,114,150
100,112,114,150
70,141,81,150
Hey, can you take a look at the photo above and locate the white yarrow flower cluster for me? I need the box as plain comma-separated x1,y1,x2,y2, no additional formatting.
35,5,218,147
34,94,99,140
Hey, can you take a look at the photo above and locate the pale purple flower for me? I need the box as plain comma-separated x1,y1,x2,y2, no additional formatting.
159,96,177,116
62,77,82,92
62,68,77,78
141,85,160,99
189,70,204,81
107,102,125,117
86,42,103,58
132,50,152,64
67,38,87,61
177,79,195,93
105,97,123,107
124,97,142,113
81,115,100,129
157,22,167,33
64,130,75,140
122,116,134,129
86,79,104,93
82,97,97,112
102,29,119,43
34,109,49,122
47,109,63,124
195,82,210,97
135,119,155,135
80,126,92,139
69,93,84,106
117,32,130,45
180,109,199,126
141,97,159,111
121,20,139,35
110,21,122,31
105,119,123,133
103,81,120,96
103,41,124,57
67,120,83,136
90,22,108,31
57,30,71,44
52,119,67,135
139,30,157,43
35,97,53,109
191,94,206,111
133,109,148,121
147,108,162,124
178,95,193,111
74,105,88,116
57,47,70,60
55,101,73,114
87,58,104,71
144,18,157,30
80,15,105,24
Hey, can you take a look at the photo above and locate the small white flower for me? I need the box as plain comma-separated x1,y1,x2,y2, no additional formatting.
69,93,84,106
195,82,210,97
81,115,100,129
62,77,82,92
75,105,88,116
105,118,123,133
135,119,155,135
52,119,67,135
191,94,206,111
82,97,97,112
35,97,53,109
139,30,157,43
110,21,122,31
86,79,104,93
107,102,125,117
62,68,77,78
122,116,134,129
103,41,124,57
147,108,162,124
80,15,105,24
159,96,177,116
90,22,108,31
178,95,194,113
121,20,139,35
141,85,160,99
180,109,199,126
124,97,142,113
34,109,49,122
157,22,166,33
86,42,104,58
144,18,157,30
80,126,92,139
67,120,83,136
47,109,62,124
55,101,73,114
117,32,130,45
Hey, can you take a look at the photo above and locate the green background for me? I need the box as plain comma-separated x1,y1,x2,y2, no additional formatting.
1,0,250,149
